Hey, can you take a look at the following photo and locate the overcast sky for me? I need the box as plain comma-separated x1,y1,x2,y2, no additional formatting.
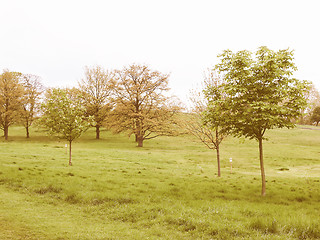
1,0,319,104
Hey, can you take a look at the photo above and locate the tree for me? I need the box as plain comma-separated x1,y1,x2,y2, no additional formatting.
20,74,44,138
302,83,320,124
310,106,320,126
0,70,24,140
186,70,228,177
39,88,92,166
111,64,180,147
214,46,309,196
78,66,114,139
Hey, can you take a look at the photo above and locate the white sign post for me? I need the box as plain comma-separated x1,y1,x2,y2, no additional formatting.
229,158,233,174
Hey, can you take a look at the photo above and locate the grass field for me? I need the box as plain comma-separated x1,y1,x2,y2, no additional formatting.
0,126,320,239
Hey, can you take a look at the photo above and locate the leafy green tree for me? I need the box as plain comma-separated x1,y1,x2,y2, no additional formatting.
78,66,114,139
39,88,92,165
213,46,309,196
0,70,24,140
310,106,320,126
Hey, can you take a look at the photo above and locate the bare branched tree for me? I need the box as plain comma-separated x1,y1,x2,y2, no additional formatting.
21,74,44,138
185,70,228,177
78,66,114,139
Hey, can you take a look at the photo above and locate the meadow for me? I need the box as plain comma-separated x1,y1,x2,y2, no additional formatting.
0,126,319,239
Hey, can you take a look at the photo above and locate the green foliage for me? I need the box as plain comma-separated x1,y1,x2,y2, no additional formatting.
210,46,310,195
202,71,230,139
310,106,320,125
39,88,92,142
214,46,310,140
187,70,229,177
39,88,93,165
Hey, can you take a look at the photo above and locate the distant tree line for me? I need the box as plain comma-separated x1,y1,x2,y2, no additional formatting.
1,64,181,163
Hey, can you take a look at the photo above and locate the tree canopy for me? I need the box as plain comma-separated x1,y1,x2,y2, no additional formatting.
310,106,320,126
111,64,180,147
0,70,25,140
78,66,114,139
39,88,92,165
20,74,43,138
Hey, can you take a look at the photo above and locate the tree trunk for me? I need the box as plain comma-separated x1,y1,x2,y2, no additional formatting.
216,128,221,177
135,117,141,143
26,126,30,138
4,125,8,140
96,125,100,139
137,136,143,147
258,137,266,196
216,145,221,177
69,140,72,166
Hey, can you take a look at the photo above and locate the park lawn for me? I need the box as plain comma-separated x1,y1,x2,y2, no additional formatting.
0,126,319,239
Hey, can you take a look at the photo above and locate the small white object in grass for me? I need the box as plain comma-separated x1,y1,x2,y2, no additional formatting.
229,158,232,163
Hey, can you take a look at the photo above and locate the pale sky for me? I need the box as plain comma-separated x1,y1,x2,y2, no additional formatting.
1,0,319,104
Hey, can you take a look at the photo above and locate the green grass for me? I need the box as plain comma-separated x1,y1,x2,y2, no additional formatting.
0,126,320,239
